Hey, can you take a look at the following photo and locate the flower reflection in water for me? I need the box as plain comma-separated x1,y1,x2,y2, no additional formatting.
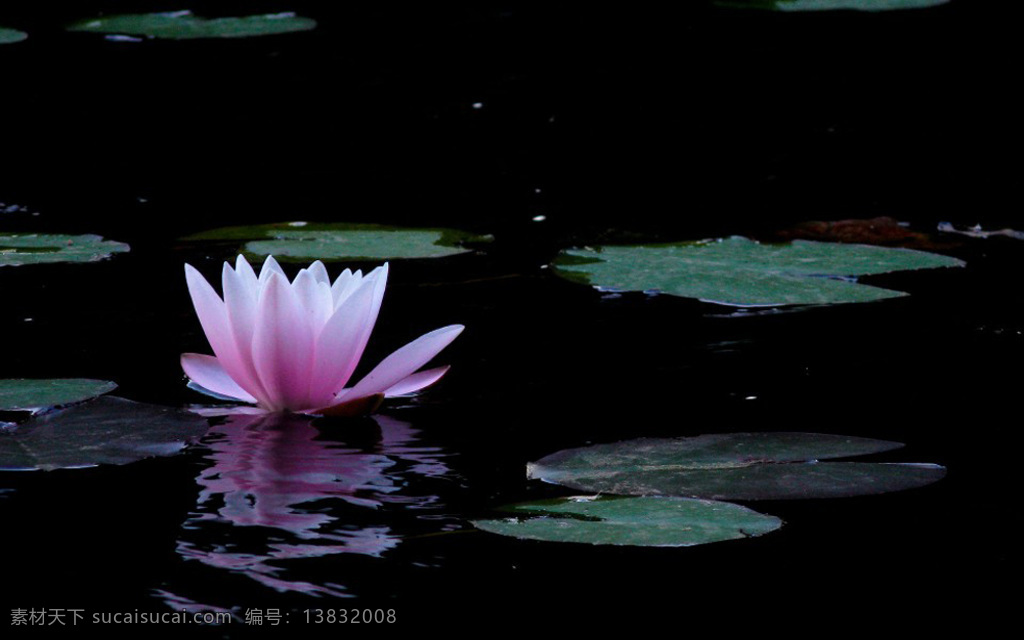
172,412,451,599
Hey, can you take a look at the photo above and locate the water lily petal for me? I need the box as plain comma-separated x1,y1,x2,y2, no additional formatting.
361,264,389,333
307,275,380,406
187,405,268,418
234,254,259,290
293,267,334,334
181,353,258,403
383,366,451,396
331,268,363,309
314,265,389,399
185,264,251,385
221,261,271,404
308,260,330,284
343,325,464,400
257,254,285,286
252,272,316,411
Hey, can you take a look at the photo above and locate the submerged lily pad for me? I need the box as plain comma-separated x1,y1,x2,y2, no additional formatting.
0,397,211,470
528,433,946,500
67,11,316,40
554,237,963,307
186,222,489,262
0,379,118,412
715,0,949,11
0,233,130,267
472,496,782,547
0,27,28,44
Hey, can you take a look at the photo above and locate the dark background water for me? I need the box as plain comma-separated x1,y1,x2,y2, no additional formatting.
1,1,1019,635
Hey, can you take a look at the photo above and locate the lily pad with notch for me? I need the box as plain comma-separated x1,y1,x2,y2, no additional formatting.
553,236,963,307
0,233,130,267
0,397,211,471
0,379,118,413
66,11,316,40
527,432,946,500
714,0,949,11
185,222,491,262
472,495,782,547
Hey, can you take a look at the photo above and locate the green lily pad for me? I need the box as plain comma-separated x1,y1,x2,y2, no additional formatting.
67,11,316,40
0,397,211,471
0,233,130,267
534,461,947,501
473,495,782,546
186,222,490,262
0,27,28,44
715,0,949,11
0,379,118,412
554,237,963,307
529,432,904,474
528,433,946,500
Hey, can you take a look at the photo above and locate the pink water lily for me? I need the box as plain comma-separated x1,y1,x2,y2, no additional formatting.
181,255,462,415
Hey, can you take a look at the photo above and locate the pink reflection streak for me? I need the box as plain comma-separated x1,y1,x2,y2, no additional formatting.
174,412,449,598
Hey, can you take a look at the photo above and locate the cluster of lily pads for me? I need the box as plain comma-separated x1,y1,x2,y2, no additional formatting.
0,1,953,46
0,380,208,470
472,433,945,546
2,217,964,477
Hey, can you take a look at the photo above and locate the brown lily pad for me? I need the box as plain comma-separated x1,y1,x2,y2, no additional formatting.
773,217,958,251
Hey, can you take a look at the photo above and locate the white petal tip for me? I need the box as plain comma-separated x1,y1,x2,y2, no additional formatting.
435,324,465,338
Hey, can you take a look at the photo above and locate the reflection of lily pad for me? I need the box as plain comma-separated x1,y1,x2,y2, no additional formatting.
186,222,490,262
715,0,949,11
554,237,963,307
0,27,28,44
0,379,118,412
0,397,211,471
0,233,130,267
472,496,782,547
67,11,316,40
528,433,946,500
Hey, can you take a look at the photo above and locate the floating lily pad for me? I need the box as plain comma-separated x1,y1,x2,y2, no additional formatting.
775,217,951,251
0,233,130,267
534,461,947,501
0,397,211,471
67,11,317,40
0,379,118,412
715,0,949,11
528,433,946,500
186,222,490,262
554,237,963,307
530,432,904,473
0,27,28,44
472,496,782,547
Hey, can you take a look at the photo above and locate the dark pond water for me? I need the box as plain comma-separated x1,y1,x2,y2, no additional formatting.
1,1,1018,635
